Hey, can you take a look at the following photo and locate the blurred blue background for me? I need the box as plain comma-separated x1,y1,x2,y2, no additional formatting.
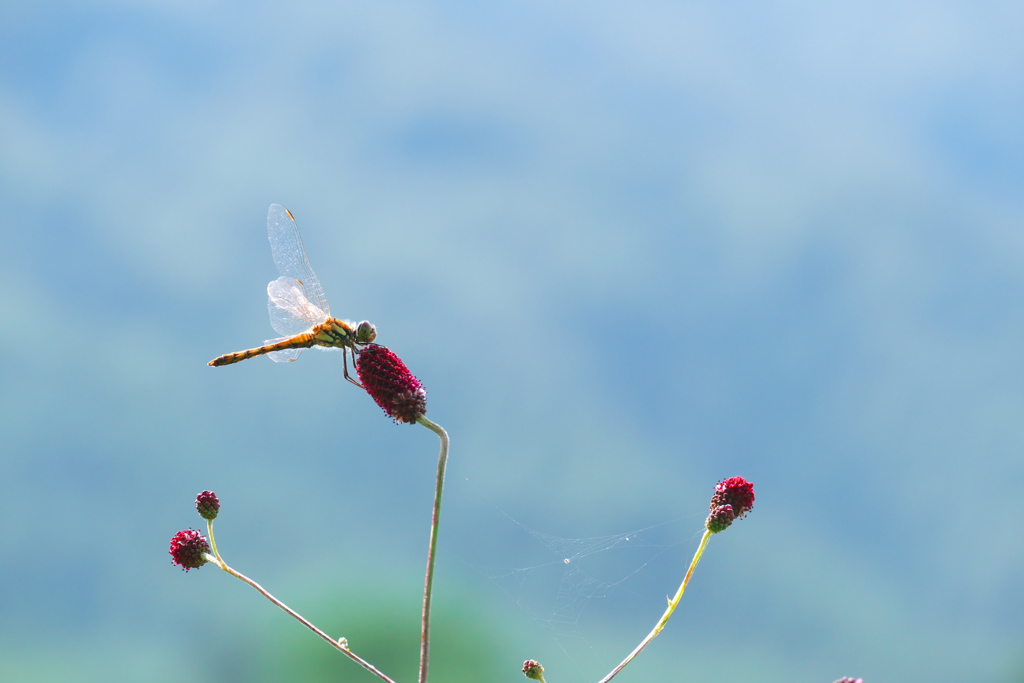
2,1,1023,682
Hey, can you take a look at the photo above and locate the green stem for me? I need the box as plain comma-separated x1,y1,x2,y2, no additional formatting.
596,528,713,683
206,518,221,562
416,415,450,683
207,548,397,683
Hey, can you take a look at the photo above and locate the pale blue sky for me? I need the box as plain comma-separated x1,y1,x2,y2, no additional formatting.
2,2,1023,682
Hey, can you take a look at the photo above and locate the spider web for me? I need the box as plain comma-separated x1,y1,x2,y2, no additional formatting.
462,498,695,667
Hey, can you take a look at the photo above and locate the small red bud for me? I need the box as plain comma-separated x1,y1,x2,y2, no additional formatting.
705,504,737,533
196,490,220,520
522,660,546,681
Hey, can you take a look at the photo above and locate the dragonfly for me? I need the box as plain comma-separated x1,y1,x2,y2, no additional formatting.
208,204,376,387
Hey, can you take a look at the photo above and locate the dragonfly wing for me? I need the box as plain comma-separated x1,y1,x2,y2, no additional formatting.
267,204,331,318
267,276,328,337
264,337,304,363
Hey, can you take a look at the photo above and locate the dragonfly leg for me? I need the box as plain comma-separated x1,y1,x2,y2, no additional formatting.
344,347,365,389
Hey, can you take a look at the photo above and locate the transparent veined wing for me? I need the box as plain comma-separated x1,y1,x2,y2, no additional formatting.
266,204,331,318
267,276,328,337
264,337,304,363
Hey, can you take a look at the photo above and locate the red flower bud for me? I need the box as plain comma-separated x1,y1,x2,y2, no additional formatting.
169,529,211,571
709,476,755,518
522,660,546,681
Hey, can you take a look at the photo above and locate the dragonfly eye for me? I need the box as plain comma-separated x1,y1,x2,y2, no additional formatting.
355,321,377,344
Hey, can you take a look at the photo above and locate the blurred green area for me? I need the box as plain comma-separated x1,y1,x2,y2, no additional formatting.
257,592,507,683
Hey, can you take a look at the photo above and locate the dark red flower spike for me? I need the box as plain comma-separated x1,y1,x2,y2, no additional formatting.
356,344,427,424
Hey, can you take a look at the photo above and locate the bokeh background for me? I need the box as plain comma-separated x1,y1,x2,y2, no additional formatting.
2,1,1023,682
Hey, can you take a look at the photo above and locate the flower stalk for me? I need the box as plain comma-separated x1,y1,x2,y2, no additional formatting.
596,476,755,683
170,495,398,683
354,343,447,683
597,529,711,683
416,415,449,683
207,547,396,683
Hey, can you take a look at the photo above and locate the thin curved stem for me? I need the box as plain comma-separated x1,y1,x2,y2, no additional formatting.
416,415,450,683
208,551,397,683
597,528,713,683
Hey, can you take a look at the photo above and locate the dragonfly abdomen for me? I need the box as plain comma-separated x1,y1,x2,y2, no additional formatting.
208,332,317,366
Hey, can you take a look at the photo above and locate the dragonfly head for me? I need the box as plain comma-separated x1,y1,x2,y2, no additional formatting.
355,321,377,345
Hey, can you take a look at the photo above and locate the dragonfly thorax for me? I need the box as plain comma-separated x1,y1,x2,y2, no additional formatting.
310,318,376,350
